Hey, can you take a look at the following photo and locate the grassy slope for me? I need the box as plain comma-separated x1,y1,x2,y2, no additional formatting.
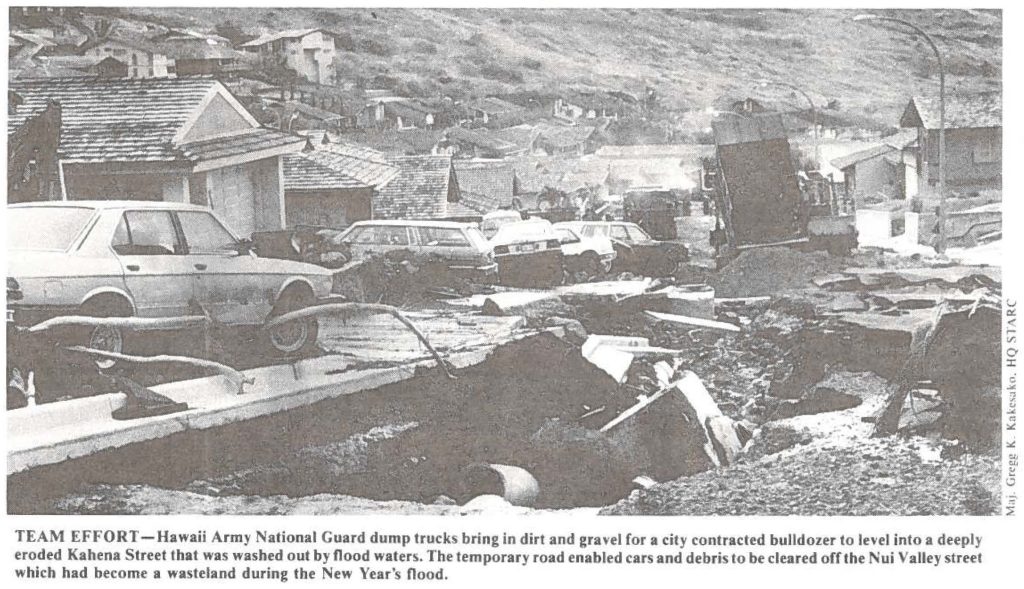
115,7,1001,127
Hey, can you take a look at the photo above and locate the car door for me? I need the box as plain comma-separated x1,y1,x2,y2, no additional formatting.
111,210,196,318
176,210,274,325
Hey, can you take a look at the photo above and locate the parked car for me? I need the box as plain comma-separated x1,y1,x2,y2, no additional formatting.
551,223,616,276
330,220,497,281
6,201,334,362
251,225,347,268
557,221,689,277
487,218,564,287
479,210,525,240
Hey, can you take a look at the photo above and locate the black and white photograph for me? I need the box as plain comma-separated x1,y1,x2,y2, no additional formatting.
4,3,1006,521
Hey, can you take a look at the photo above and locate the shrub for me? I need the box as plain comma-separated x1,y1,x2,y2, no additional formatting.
478,63,524,84
520,57,543,70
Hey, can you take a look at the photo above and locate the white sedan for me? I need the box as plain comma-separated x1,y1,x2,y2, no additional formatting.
7,201,334,360
552,223,616,275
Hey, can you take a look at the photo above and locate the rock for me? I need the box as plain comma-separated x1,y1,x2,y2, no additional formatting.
771,386,862,419
706,415,743,465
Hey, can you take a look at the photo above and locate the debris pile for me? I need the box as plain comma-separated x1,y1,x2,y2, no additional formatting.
331,251,493,306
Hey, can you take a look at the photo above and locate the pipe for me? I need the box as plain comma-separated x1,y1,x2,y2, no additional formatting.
461,463,540,507
65,346,254,395
25,314,210,334
266,302,455,379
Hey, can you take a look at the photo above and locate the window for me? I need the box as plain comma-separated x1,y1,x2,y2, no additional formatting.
417,227,470,247
7,207,94,251
345,226,378,244
376,226,410,246
556,228,580,244
625,225,650,242
610,225,630,241
579,225,608,239
177,211,237,254
112,211,182,255
973,137,999,164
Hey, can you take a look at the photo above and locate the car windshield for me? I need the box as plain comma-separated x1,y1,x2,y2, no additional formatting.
8,207,95,251
626,224,652,241
464,227,490,250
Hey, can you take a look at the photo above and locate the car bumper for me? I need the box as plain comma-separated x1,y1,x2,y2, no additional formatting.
448,262,499,283
7,305,78,329
496,250,563,287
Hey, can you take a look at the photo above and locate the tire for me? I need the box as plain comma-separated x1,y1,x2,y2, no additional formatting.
264,287,319,358
580,252,604,279
78,296,132,370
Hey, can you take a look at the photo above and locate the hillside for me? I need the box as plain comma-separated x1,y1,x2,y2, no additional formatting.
86,7,1002,127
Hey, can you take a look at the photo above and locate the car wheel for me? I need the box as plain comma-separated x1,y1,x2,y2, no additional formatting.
581,252,604,279
265,287,319,358
78,296,132,370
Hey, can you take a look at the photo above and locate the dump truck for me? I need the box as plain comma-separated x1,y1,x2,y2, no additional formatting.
704,113,855,264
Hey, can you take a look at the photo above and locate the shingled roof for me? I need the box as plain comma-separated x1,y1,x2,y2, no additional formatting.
900,93,1002,130
373,155,460,219
7,77,303,164
830,144,898,171
284,142,399,192
453,160,516,214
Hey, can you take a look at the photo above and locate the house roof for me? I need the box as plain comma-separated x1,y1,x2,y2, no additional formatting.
7,77,302,164
535,122,596,149
374,155,458,219
453,160,516,213
281,100,344,122
466,96,524,115
157,39,244,60
446,126,523,154
179,128,304,163
829,143,897,171
384,100,435,121
882,128,918,149
240,28,334,48
10,32,58,48
283,141,400,191
900,93,1002,130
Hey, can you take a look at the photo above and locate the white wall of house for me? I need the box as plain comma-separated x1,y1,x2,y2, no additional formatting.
284,31,335,84
83,42,170,77
200,157,284,238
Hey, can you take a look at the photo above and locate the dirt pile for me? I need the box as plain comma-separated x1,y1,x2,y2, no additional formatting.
602,441,1000,516
712,247,849,297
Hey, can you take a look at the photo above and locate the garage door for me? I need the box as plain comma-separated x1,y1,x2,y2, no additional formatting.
209,164,256,238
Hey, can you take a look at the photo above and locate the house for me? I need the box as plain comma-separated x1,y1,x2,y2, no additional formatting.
7,98,61,203
452,160,517,214
465,97,527,128
830,130,918,203
534,122,599,156
359,98,443,131
899,93,1002,192
80,36,173,78
373,155,462,219
282,141,400,228
156,38,249,77
239,29,338,85
441,126,536,159
274,100,347,133
9,31,58,65
7,77,306,237
553,89,636,122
